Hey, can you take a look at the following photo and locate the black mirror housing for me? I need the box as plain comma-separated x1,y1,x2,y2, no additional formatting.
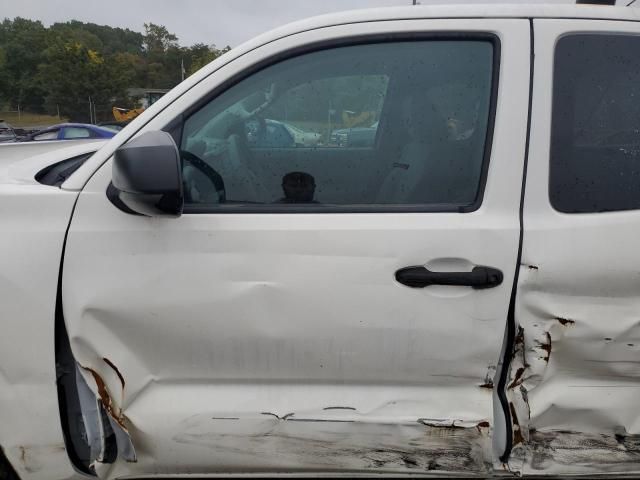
110,130,183,217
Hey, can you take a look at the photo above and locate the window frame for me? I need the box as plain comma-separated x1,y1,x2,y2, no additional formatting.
170,32,501,214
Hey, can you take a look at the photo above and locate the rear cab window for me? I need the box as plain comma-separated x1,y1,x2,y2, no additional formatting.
550,34,640,213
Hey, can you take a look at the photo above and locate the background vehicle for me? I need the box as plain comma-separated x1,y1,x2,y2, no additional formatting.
0,121,17,143
111,89,169,123
330,121,378,147
111,106,144,123
17,123,116,142
98,121,129,132
2,3,640,480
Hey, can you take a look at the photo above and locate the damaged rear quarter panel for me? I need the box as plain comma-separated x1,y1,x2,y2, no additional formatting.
513,224,640,475
510,18,640,476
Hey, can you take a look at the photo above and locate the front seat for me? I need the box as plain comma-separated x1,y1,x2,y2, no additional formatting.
223,133,271,203
375,97,449,204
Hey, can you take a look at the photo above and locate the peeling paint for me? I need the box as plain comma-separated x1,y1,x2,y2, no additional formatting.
77,363,136,467
81,366,126,431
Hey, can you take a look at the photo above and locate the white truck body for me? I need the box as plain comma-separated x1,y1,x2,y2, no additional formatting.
2,4,640,478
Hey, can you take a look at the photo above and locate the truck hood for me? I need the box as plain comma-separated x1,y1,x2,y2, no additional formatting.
0,140,106,186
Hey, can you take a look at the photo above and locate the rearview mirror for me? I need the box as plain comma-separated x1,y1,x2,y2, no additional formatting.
109,130,183,217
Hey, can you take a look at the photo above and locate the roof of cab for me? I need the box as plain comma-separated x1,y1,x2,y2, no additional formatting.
284,4,640,28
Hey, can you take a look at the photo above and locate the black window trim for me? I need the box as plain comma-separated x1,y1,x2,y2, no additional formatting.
169,32,501,215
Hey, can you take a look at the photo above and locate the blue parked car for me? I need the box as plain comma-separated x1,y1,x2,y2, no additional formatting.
17,123,117,142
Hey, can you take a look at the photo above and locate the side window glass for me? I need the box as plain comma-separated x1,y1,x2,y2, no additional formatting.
62,127,91,139
33,130,59,141
551,34,640,213
180,39,496,211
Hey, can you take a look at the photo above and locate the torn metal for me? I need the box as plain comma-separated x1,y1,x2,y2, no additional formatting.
77,362,136,467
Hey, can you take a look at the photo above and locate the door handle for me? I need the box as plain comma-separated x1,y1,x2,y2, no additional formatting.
395,265,503,289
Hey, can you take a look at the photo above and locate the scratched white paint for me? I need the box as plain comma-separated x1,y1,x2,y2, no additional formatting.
60,17,529,478
5,5,640,479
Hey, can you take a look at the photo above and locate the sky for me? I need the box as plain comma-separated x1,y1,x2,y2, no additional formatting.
2,0,410,48
2,0,577,49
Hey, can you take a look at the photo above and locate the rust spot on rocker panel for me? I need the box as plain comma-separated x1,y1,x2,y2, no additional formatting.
81,366,127,431
479,381,494,389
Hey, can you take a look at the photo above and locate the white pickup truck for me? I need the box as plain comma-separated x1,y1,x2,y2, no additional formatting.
2,3,640,479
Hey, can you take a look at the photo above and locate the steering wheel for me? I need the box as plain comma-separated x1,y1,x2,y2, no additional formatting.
180,150,226,204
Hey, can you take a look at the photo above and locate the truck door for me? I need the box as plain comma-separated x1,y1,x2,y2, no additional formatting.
513,19,640,476
61,19,530,477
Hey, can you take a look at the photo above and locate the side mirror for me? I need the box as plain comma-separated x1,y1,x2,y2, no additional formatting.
109,131,183,217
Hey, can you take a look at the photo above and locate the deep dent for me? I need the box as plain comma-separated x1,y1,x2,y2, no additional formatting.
507,262,640,475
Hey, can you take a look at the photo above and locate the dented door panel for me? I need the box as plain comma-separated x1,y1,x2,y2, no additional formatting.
511,19,640,476
60,19,530,477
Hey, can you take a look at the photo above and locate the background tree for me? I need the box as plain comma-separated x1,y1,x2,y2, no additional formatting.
0,18,48,111
0,17,231,121
187,43,230,76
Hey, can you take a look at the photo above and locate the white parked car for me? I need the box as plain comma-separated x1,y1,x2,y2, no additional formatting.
3,3,640,479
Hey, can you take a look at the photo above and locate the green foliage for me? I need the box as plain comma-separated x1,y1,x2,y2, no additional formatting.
0,17,48,111
188,43,231,75
0,17,228,121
